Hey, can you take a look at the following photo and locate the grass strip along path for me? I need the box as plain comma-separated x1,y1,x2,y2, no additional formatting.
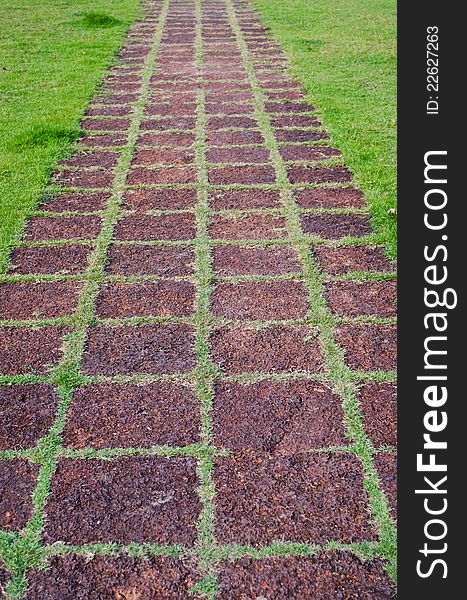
0,0,397,597
0,0,141,273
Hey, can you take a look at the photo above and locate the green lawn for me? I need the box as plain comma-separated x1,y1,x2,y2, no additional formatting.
253,0,397,257
0,0,141,272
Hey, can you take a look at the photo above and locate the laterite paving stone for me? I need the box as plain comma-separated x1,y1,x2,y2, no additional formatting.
0,459,38,530
214,452,376,546
218,552,396,599
10,245,91,275
0,281,81,320
53,169,115,190
115,214,196,241
107,244,195,276
206,129,265,146
44,457,200,545
315,245,396,274
325,280,397,317
209,215,287,240
138,131,196,147
0,384,59,450
78,132,128,147
58,151,120,169
213,245,300,275
63,383,200,449
375,452,397,519
0,327,66,375
212,281,308,320
335,324,397,371
276,129,329,142
126,166,197,185
123,187,197,210
81,118,131,131
213,381,347,452
208,165,276,185
211,326,323,374
301,214,372,239
40,191,111,212
24,216,102,241
132,148,195,165
207,146,270,164
96,281,196,318
82,324,196,375
209,188,281,210
288,166,352,184
25,556,198,600
295,187,365,209
279,145,340,162
358,382,397,447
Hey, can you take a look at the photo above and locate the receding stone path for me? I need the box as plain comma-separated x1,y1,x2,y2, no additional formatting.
0,0,397,597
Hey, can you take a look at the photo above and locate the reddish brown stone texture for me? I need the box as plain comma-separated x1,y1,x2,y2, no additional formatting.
207,129,265,146
214,452,376,546
0,282,81,320
10,245,91,275
79,132,128,147
81,118,131,131
85,105,134,117
335,324,397,371
358,382,397,447
213,245,300,275
141,117,196,131
96,281,196,318
0,384,59,450
40,191,110,212
107,244,195,276
288,166,352,184
213,380,347,452
375,452,397,519
25,555,198,600
0,327,66,375
301,214,372,239
218,552,396,599
126,166,197,185
82,324,196,376
123,187,197,210
95,93,138,105
208,165,276,185
0,459,38,530
207,146,270,164
273,115,321,129
211,326,322,374
279,145,340,161
206,103,254,115
115,214,196,241
145,102,196,116
209,189,280,210
58,151,120,169
213,281,308,320
276,129,329,142
295,187,365,209
208,116,258,130
44,457,200,545
63,383,200,449
266,101,316,114
325,281,397,317
138,131,195,147
132,148,194,166
24,216,102,241
209,215,287,240
315,245,396,274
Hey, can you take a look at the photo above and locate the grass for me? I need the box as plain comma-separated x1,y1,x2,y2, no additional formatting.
0,0,141,273
252,0,397,257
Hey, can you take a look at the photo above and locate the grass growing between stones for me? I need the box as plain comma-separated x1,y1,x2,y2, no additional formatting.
252,0,397,258
0,0,141,272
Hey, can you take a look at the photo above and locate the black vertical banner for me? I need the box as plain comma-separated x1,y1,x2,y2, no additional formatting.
398,3,463,598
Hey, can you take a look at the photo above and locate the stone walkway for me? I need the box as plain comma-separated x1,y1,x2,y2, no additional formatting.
0,0,397,597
